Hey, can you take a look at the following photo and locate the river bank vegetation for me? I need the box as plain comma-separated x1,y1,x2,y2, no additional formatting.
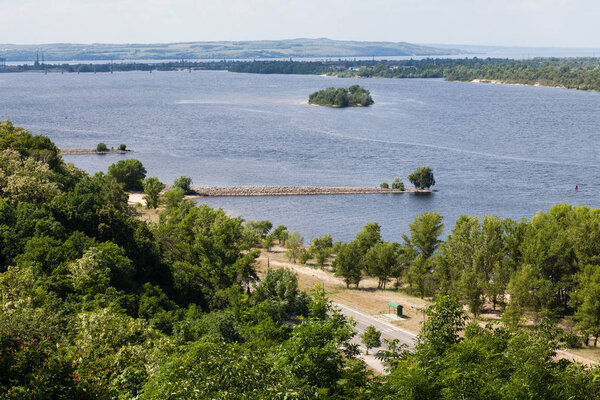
1,120,599,398
5,57,600,91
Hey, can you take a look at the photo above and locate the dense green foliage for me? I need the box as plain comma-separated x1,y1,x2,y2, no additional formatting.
0,122,377,398
376,296,600,400
1,122,599,398
96,142,108,152
108,158,147,191
332,205,600,347
308,85,374,107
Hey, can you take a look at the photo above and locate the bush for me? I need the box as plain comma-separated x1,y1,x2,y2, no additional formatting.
391,177,404,190
107,159,147,191
96,142,108,152
380,182,389,188
119,144,127,151
173,175,193,194
559,331,583,349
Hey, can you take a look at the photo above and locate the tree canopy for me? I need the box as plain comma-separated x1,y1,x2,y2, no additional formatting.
308,85,374,107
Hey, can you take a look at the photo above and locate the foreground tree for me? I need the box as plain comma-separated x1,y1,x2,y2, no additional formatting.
107,159,147,191
333,242,363,288
143,177,165,208
285,231,304,263
571,264,600,346
361,325,382,355
408,166,435,190
363,242,399,289
310,234,333,268
404,211,444,259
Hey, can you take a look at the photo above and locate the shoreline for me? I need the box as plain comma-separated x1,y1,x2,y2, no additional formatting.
185,185,434,197
60,148,134,155
470,78,568,90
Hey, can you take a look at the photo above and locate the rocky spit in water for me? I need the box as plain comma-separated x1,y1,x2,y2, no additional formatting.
186,185,433,197
60,148,134,155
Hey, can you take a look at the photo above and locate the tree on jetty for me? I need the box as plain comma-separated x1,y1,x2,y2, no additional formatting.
408,166,435,190
96,142,108,152
391,177,404,190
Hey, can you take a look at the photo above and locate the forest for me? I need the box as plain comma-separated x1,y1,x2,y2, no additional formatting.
1,120,599,399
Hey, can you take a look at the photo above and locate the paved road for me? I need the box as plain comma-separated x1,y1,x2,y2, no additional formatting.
335,303,417,373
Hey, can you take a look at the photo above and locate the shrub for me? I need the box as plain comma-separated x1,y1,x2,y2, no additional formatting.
559,331,583,349
380,182,389,188
391,177,404,190
96,142,108,152
119,144,127,151
173,176,193,194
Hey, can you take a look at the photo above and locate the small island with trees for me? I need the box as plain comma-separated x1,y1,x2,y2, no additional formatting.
308,85,374,107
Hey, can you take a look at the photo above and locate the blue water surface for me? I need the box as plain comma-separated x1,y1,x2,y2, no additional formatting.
1,71,598,241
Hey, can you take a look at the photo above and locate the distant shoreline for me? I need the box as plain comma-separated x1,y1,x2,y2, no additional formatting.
470,78,568,90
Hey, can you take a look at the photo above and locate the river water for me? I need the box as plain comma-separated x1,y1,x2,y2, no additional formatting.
1,71,598,241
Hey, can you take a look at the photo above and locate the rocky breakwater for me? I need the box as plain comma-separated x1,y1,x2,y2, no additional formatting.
60,148,134,155
188,185,433,197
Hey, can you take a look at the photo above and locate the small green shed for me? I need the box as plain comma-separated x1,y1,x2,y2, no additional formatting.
388,301,403,317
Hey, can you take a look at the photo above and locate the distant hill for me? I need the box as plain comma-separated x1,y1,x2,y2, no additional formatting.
0,38,459,61
426,43,600,58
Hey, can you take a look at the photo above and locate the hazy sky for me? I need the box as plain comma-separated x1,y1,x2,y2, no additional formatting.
1,0,598,47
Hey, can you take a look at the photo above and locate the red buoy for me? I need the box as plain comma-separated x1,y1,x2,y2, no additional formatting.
575,185,578,190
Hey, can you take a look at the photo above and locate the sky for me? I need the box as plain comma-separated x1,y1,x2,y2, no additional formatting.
1,0,599,48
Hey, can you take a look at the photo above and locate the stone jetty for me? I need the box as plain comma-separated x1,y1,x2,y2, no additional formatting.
186,185,433,197
60,148,134,155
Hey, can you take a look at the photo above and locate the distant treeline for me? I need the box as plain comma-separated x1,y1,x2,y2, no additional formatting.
0,61,230,73
3,57,600,91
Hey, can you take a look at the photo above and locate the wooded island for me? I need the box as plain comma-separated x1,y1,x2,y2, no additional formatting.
308,85,374,107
